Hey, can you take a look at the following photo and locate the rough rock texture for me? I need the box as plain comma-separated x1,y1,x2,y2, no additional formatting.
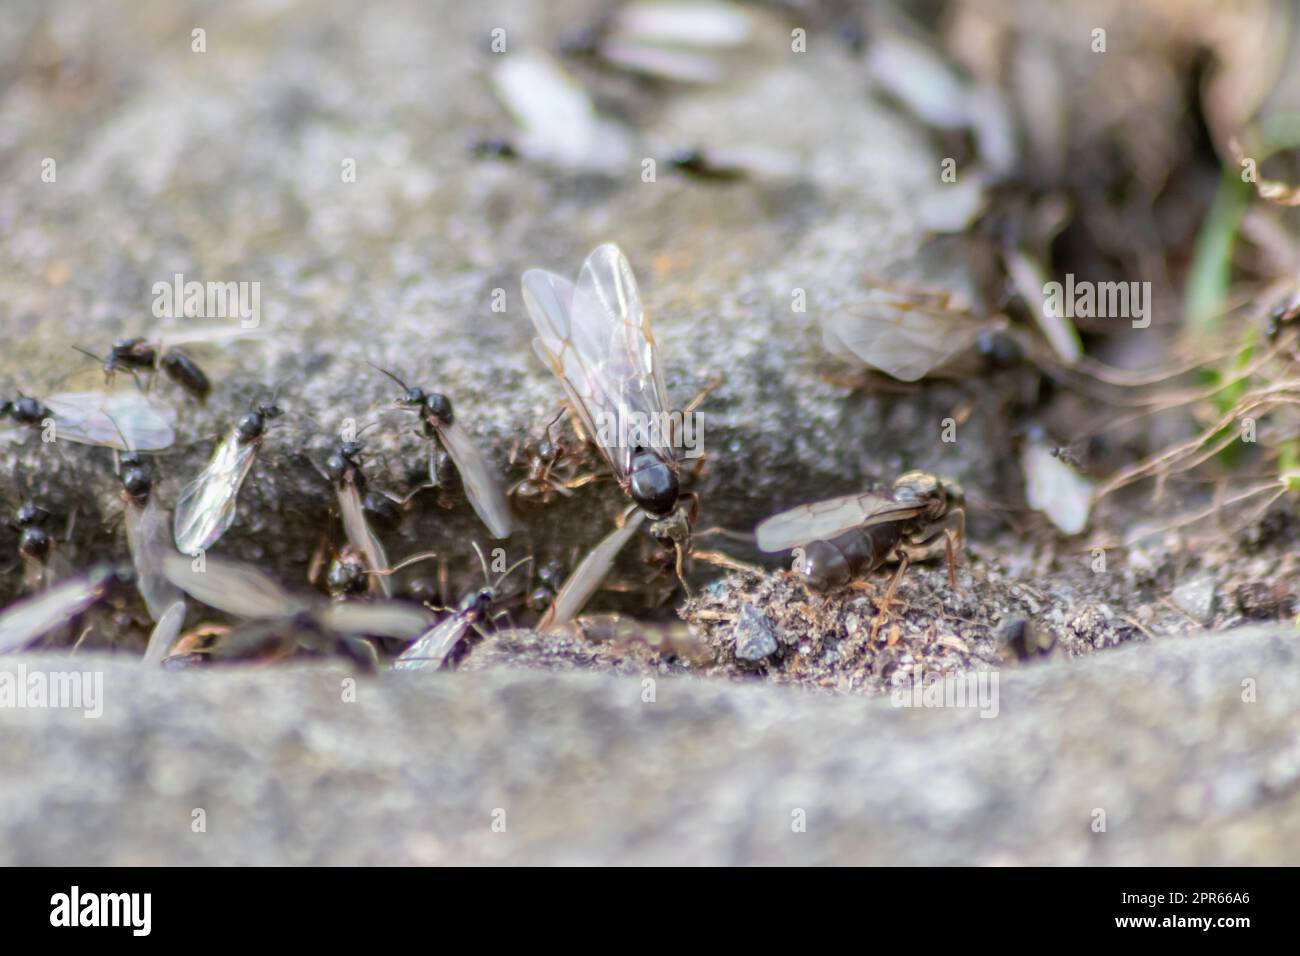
2,625,1297,865
5,0,1299,867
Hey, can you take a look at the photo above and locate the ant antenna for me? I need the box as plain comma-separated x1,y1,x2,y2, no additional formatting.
470,540,533,590
372,550,440,576
495,554,533,589
367,362,411,392
471,541,491,585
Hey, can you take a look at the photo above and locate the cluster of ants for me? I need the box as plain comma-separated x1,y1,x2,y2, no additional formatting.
1,245,965,670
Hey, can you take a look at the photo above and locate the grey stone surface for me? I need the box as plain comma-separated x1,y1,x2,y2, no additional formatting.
0,0,1020,609
2,624,1296,865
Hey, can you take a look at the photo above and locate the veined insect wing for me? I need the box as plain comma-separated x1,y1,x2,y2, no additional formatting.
172,423,260,554
0,565,125,654
755,491,927,553
823,288,1005,382
434,418,513,539
337,478,394,597
523,243,672,488
43,391,176,451
141,598,188,665
125,493,184,620
319,601,434,642
161,553,309,620
540,508,646,631
392,611,472,671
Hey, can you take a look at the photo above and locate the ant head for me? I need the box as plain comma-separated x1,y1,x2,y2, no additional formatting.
16,501,50,527
423,392,454,426
236,403,281,443
121,462,153,502
537,437,562,462
460,586,497,617
629,449,678,517
19,525,51,560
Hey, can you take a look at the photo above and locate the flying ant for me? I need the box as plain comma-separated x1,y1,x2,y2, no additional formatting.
756,471,966,633
394,544,531,670
370,365,513,539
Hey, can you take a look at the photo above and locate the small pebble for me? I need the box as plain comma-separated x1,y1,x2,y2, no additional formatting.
733,603,778,662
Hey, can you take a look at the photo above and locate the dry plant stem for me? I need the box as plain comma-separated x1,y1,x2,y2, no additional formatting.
1095,385,1300,500
1094,480,1285,548
1049,335,1297,444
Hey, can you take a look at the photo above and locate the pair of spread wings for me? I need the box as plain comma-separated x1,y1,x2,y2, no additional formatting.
522,243,674,483
755,491,933,553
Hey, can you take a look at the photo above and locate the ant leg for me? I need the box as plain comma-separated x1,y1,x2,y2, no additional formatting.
561,400,590,445
560,472,603,491
394,482,435,506
944,528,959,590
870,551,910,641
691,550,764,575
681,375,722,416
673,539,691,599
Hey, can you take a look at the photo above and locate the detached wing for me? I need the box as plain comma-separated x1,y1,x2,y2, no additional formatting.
755,492,928,552
45,391,176,451
523,243,671,482
492,52,628,173
823,290,1003,382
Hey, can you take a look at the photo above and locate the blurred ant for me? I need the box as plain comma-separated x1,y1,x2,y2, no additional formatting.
507,408,599,504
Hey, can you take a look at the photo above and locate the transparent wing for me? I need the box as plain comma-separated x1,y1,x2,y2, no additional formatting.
755,493,927,552
611,2,753,47
126,496,184,620
600,1,753,84
541,509,646,631
162,552,307,619
494,51,592,145
392,613,471,671
523,243,671,482
155,324,267,349
822,291,1002,382
491,51,628,172
142,598,188,665
45,391,176,450
338,483,393,596
597,41,724,84
436,420,512,539
0,572,108,654
172,431,258,554
320,601,434,641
